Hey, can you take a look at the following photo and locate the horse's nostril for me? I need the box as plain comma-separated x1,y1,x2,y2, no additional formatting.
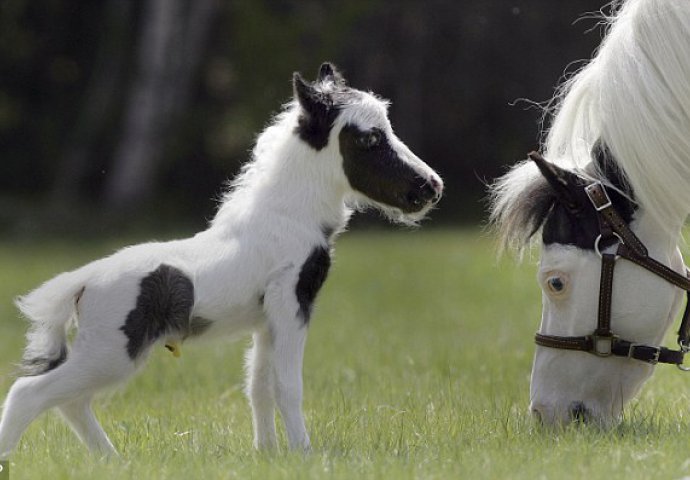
531,407,543,423
569,401,589,422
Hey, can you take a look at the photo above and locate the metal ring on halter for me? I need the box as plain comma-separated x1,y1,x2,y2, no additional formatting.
677,363,690,372
594,232,624,259
677,361,690,372
677,340,690,372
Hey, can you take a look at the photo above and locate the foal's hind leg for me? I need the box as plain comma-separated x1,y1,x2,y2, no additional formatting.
0,372,89,459
58,396,117,457
0,375,49,459
0,352,133,458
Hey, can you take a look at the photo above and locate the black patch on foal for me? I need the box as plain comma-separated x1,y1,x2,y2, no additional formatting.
296,246,331,324
292,63,360,151
294,99,340,151
22,344,68,376
120,264,199,359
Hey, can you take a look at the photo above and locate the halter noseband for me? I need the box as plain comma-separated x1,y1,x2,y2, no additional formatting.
534,180,690,370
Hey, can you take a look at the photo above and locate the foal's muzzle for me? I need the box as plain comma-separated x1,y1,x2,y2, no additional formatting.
405,176,443,212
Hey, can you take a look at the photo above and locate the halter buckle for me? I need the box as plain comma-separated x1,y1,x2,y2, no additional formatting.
584,182,613,211
592,334,616,357
627,343,660,365
679,339,690,354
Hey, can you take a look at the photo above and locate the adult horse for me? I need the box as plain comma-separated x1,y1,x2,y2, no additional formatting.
491,0,690,426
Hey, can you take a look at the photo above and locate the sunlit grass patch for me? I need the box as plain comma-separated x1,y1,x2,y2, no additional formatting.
0,230,689,479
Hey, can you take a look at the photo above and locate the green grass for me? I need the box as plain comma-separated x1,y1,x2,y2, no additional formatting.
1,230,690,479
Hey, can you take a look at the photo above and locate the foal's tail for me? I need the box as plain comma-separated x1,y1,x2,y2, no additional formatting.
15,268,91,376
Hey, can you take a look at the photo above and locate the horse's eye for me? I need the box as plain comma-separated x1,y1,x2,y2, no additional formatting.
546,276,566,294
356,130,381,149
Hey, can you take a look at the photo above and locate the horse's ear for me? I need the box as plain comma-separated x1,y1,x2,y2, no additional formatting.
317,62,346,85
528,151,582,213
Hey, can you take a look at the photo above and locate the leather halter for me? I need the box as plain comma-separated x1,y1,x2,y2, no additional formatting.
534,179,690,369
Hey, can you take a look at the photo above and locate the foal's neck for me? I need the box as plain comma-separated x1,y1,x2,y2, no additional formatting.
209,133,352,238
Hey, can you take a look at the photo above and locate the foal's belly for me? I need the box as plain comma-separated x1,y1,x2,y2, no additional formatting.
192,300,266,341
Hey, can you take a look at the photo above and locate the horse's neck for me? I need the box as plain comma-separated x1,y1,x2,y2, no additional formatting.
587,148,685,257
210,134,351,237
631,208,684,260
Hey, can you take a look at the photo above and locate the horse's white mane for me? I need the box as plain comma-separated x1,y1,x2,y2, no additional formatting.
491,0,690,253
548,0,690,229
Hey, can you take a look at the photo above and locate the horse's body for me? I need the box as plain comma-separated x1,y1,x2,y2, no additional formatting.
491,0,690,426
0,63,443,457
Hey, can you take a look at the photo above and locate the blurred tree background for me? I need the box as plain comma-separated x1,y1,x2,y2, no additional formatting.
0,0,607,236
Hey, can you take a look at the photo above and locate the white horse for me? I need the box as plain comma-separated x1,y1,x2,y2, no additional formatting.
0,63,443,458
491,0,690,426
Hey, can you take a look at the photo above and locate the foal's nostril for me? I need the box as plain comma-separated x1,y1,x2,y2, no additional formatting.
569,401,589,422
420,182,437,202
406,178,442,210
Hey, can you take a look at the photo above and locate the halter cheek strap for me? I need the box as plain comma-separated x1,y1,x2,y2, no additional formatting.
534,181,690,369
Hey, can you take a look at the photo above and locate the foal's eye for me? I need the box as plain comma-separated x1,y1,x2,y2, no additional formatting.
356,130,381,149
546,276,566,294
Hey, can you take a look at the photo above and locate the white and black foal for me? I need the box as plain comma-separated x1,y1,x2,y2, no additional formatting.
0,63,442,458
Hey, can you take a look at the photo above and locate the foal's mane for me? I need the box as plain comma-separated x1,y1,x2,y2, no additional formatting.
491,0,690,254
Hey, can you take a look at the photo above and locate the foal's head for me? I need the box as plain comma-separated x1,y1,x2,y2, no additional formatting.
292,63,443,223
490,145,685,427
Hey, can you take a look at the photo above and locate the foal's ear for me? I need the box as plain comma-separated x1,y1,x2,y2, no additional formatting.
528,151,583,213
317,62,346,85
293,72,331,115
293,71,336,150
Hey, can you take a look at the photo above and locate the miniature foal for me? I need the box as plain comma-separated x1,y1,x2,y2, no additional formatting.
0,63,442,457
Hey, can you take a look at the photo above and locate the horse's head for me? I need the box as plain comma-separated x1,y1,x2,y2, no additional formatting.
292,62,443,224
490,145,686,427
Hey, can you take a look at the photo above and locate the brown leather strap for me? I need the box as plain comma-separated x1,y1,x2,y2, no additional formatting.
596,253,616,336
535,251,618,358
533,175,690,367
534,332,684,364
616,244,690,290
679,291,690,349
612,340,684,365
585,182,648,256
535,332,591,351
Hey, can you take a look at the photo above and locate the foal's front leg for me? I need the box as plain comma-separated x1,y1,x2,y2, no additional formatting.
271,319,309,451
262,266,311,452
246,328,277,450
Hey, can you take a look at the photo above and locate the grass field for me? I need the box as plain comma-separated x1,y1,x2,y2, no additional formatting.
1,229,690,479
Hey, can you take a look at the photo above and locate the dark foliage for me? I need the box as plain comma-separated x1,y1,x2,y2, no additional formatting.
0,0,608,232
